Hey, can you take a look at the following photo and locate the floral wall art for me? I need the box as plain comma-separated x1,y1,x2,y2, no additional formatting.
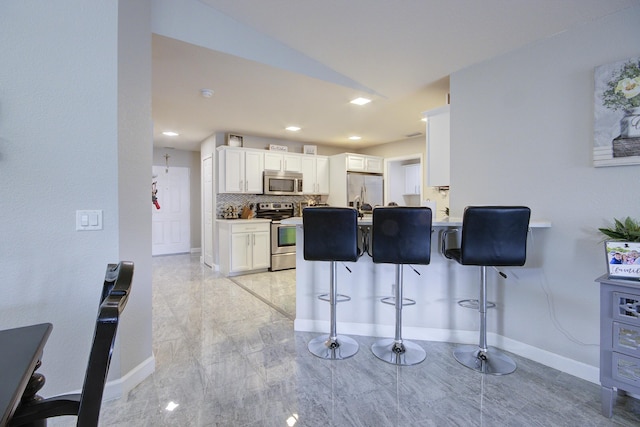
593,56,640,167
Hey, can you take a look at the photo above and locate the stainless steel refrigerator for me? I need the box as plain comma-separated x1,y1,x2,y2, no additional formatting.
347,172,383,209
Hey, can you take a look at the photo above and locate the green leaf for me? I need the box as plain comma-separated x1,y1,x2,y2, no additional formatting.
599,217,640,242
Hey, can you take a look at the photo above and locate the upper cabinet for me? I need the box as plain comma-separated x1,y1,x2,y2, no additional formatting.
264,152,302,173
217,146,264,194
423,105,450,187
301,155,330,195
345,153,384,173
403,163,421,195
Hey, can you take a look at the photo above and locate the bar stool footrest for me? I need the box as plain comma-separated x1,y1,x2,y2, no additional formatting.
381,297,416,306
457,299,496,309
318,293,351,303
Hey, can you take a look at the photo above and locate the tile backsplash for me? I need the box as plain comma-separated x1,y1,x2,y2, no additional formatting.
216,194,321,218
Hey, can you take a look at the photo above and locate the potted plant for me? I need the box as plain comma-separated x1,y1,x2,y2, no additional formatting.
599,216,640,242
599,217,640,280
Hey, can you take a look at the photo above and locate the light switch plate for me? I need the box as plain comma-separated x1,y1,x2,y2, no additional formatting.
76,210,103,231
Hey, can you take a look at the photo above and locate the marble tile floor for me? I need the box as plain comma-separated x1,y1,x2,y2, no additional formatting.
51,254,640,426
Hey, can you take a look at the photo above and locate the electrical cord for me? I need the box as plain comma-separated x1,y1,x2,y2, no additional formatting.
536,269,599,347
527,228,598,347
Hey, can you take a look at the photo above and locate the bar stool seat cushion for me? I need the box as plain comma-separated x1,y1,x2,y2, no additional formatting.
372,207,432,265
445,206,530,266
303,207,358,262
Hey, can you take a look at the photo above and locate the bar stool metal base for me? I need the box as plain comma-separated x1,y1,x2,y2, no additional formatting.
308,334,359,360
453,345,516,375
372,338,426,366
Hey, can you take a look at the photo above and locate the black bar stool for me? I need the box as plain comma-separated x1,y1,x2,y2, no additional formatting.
371,206,432,365
303,207,360,360
443,206,531,375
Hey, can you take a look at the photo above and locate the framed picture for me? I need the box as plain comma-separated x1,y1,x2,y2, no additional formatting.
303,145,317,155
593,56,640,167
605,241,640,280
227,134,243,147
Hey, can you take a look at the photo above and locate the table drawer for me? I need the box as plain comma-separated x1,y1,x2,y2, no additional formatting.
613,321,640,357
612,352,640,388
613,292,640,326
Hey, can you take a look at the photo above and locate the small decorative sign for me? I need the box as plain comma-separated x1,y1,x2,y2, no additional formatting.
269,144,288,152
227,134,243,147
605,241,640,280
303,145,317,155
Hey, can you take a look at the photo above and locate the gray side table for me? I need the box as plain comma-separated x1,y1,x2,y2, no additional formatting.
597,274,640,417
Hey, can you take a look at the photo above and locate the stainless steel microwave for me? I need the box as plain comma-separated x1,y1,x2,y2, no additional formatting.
263,171,303,195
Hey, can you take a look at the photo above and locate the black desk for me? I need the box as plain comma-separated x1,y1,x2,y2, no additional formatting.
0,323,52,427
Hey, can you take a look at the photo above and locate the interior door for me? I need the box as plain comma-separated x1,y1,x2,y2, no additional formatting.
152,166,191,255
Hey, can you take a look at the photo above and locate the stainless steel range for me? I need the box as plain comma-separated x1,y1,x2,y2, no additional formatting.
255,202,296,271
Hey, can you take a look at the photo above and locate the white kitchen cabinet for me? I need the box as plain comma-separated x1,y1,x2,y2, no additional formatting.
403,163,421,195
423,105,450,187
301,155,330,195
264,152,302,173
218,220,270,276
345,154,383,173
217,146,264,193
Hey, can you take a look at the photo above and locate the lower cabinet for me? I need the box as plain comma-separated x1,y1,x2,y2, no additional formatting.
598,274,640,417
218,220,270,276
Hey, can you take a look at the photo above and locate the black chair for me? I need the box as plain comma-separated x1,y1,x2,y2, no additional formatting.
10,262,134,427
303,207,359,360
370,207,432,365
444,206,530,375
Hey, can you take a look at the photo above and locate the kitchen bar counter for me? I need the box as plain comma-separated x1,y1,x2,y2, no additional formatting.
281,216,551,228
283,215,550,345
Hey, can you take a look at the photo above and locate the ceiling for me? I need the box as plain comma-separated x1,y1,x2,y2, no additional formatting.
152,0,638,151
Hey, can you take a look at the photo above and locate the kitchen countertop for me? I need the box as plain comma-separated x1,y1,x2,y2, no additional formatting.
215,218,272,223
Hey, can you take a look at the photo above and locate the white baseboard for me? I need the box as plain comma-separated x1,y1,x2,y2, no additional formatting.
102,355,156,401
293,320,598,384
191,247,201,254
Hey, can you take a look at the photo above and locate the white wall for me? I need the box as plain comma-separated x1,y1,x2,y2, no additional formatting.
0,0,153,396
450,5,640,373
117,0,154,382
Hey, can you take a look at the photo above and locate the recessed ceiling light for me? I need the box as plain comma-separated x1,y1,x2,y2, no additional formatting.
285,126,301,132
162,131,179,136
200,88,214,98
349,136,362,141
350,97,371,106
